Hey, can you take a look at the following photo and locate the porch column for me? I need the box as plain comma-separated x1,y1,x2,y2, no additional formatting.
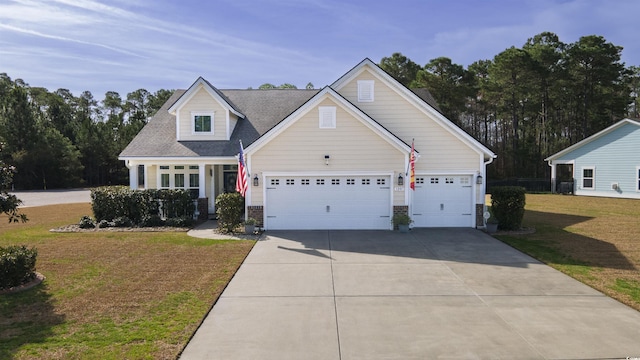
198,163,206,198
128,161,137,190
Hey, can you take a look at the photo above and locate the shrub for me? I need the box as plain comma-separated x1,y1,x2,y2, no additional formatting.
490,186,526,230
215,192,244,233
91,187,195,227
98,219,112,228
78,215,96,229
113,216,133,228
140,215,165,227
0,245,37,289
165,216,195,228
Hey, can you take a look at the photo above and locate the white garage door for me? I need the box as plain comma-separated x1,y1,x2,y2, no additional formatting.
412,175,473,227
265,176,391,230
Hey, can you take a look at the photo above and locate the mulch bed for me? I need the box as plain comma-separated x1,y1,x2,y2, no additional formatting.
50,224,190,233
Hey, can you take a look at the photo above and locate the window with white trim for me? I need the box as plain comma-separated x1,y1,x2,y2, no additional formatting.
582,167,595,189
191,112,214,134
161,174,170,188
357,80,374,102
636,167,640,191
319,106,336,129
158,165,200,196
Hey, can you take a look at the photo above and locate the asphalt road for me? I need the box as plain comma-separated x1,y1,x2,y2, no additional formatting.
11,189,92,207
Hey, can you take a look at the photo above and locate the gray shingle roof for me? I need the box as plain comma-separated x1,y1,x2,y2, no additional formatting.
119,83,441,159
119,89,318,158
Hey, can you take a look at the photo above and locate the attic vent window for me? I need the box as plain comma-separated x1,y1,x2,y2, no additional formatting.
357,80,374,102
319,106,336,129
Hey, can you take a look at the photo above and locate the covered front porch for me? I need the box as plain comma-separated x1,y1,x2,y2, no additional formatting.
125,159,240,218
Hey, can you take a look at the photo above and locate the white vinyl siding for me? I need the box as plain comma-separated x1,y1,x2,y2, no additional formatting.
338,70,479,171
582,167,595,189
250,99,406,206
357,80,374,102
177,87,227,140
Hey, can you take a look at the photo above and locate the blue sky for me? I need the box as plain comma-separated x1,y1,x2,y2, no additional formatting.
1,0,639,98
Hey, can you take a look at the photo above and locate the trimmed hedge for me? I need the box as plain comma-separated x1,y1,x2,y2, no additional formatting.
490,186,526,230
90,186,195,227
0,245,37,289
215,192,244,233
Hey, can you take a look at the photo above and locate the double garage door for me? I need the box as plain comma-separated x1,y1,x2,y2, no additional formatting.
264,174,474,230
265,176,391,230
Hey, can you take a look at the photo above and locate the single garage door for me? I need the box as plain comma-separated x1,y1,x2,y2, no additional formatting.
412,175,473,227
265,175,391,230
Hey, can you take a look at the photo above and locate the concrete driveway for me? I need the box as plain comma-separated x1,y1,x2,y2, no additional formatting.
180,228,640,360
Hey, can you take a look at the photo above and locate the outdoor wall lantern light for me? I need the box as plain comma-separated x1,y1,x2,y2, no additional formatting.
476,173,483,185
397,173,404,186
324,155,330,165
253,174,259,186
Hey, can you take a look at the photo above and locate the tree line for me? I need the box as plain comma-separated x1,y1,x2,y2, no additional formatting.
0,74,173,189
1,31,638,189
380,32,639,179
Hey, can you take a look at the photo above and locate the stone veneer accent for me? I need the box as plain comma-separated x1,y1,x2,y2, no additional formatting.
197,198,209,222
247,206,264,228
476,204,484,228
392,205,409,230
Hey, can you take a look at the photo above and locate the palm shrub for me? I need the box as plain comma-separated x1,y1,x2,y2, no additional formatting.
490,186,526,230
215,192,244,233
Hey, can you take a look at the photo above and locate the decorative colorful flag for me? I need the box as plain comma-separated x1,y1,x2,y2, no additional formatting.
236,140,248,197
409,139,415,191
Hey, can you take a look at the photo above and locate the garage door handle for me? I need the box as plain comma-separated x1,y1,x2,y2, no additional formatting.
267,216,276,218
380,215,390,218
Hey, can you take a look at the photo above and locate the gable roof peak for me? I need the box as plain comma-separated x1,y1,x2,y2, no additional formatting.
168,76,245,119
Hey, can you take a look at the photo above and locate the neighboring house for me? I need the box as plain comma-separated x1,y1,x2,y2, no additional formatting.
545,118,640,199
119,59,496,230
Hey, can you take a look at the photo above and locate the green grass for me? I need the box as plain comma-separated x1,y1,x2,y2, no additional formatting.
492,194,640,311
0,203,255,359
611,279,640,304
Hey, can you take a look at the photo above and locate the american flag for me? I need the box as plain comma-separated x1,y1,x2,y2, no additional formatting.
236,140,248,197
409,139,415,191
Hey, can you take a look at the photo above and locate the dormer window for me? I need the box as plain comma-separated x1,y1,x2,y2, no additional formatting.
192,111,214,134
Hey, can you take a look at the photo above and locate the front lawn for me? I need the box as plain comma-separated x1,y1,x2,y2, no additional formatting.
0,203,255,359
494,194,640,311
